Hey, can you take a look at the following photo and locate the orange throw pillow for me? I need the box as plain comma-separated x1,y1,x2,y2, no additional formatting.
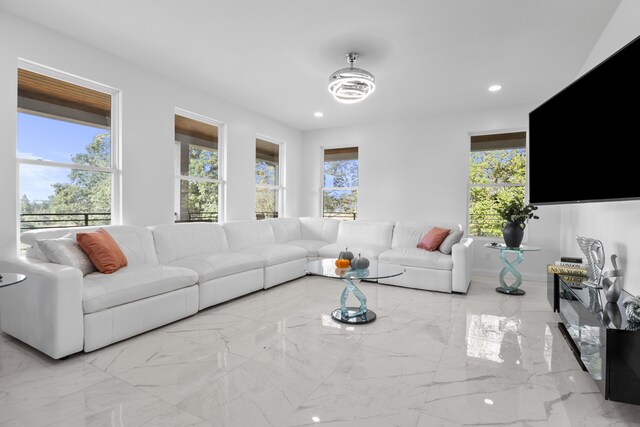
417,227,451,252
76,228,128,274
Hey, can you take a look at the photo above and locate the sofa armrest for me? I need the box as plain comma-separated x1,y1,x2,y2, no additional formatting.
451,237,473,293
0,258,84,359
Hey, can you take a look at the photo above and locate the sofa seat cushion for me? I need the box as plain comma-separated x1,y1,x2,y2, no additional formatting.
378,247,453,271
83,264,198,314
238,244,307,267
287,240,331,257
317,243,389,260
169,252,264,283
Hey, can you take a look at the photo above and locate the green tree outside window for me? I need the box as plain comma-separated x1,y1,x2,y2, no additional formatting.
469,148,526,237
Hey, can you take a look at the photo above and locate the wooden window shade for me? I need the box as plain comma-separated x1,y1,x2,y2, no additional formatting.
175,115,218,150
324,147,358,162
18,68,111,127
470,132,526,152
256,139,279,163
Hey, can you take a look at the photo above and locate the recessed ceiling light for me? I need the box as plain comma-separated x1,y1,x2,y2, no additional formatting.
312,416,320,422
314,112,324,118
488,84,502,92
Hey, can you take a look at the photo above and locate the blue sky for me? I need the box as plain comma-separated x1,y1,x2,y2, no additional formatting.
18,113,107,201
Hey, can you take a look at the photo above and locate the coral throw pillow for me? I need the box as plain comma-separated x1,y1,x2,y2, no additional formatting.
76,228,128,274
417,227,451,252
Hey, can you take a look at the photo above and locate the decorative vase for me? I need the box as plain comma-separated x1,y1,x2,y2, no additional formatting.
604,303,623,329
602,254,624,303
502,221,524,248
603,275,623,303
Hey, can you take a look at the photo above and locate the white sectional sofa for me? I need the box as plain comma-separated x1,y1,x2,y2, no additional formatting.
0,217,473,359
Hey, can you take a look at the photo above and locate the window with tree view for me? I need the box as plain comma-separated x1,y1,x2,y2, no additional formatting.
468,132,526,237
17,68,117,232
323,147,358,220
175,113,221,223
255,139,282,220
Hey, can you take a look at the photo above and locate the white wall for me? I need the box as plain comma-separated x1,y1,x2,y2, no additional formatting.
302,105,561,281
0,11,304,259
560,0,640,295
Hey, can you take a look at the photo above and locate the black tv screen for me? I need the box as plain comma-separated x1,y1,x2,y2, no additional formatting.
529,35,640,205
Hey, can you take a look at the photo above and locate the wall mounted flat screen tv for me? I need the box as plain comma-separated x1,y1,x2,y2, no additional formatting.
529,35,640,205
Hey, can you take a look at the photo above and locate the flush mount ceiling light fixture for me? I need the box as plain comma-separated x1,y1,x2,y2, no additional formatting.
328,52,376,104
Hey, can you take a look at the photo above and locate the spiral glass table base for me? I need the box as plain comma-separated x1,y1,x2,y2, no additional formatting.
330,277,377,324
484,244,541,297
497,250,525,295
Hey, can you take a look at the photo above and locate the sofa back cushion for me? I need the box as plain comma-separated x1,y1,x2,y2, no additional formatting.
336,221,394,248
266,218,301,243
149,223,229,264
392,221,463,249
21,225,159,265
223,220,276,251
299,217,340,242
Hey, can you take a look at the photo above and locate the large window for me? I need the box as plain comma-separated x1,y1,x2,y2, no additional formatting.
468,132,526,237
174,111,222,222
17,66,118,232
255,138,283,219
322,147,358,220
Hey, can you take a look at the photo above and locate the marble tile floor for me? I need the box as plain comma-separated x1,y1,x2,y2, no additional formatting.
2,275,640,426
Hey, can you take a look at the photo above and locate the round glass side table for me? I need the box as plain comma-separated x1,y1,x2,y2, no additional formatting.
0,273,27,289
306,259,405,324
484,243,541,295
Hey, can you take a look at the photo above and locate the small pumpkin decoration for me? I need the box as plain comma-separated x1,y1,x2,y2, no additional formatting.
351,253,370,270
338,247,354,262
335,258,350,268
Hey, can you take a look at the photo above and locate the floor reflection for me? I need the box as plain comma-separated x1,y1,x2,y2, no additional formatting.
465,314,522,364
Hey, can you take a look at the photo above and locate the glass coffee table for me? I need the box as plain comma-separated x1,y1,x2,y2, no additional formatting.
306,259,405,324
0,273,27,289
484,243,541,295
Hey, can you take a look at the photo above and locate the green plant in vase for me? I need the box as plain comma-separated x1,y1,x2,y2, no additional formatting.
497,200,539,248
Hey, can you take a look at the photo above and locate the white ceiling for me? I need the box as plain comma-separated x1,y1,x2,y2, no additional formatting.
0,0,619,131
